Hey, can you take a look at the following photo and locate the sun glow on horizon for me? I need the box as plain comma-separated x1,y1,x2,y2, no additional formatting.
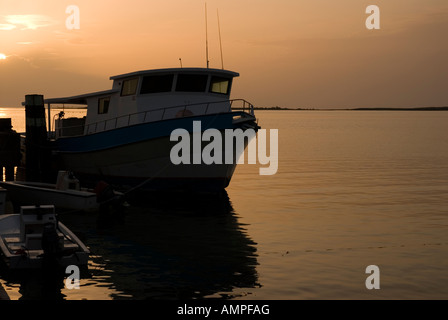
0,53,7,60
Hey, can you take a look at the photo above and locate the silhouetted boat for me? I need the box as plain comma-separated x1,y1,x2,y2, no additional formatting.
0,203,89,270
45,68,259,192
0,171,99,212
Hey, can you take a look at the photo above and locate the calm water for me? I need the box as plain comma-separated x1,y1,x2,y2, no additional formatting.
1,109,447,300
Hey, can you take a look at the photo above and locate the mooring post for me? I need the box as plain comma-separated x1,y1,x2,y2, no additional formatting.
0,118,21,181
25,94,51,182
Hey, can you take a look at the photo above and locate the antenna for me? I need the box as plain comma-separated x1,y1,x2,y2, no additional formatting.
179,58,183,68
205,3,209,68
217,9,224,70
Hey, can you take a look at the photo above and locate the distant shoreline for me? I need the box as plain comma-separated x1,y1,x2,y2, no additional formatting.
247,106,448,111
3,106,448,111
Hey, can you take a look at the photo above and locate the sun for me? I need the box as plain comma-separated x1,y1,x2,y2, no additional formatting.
0,53,7,60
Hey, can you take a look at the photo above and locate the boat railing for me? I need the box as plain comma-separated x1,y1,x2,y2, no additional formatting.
55,99,254,138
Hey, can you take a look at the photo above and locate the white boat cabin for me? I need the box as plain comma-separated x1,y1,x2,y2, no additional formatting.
46,68,243,138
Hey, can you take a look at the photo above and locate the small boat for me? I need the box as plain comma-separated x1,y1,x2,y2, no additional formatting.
0,171,100,212
0,204,89,270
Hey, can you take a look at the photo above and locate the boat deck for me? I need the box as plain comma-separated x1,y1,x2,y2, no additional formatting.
1,233,81,256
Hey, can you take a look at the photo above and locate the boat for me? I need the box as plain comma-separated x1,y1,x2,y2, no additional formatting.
44,67,260,192
0,171,101,212
0,201,89,270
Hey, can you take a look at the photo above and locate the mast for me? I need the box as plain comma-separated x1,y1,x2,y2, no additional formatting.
217,9,224,69
205,3,209,68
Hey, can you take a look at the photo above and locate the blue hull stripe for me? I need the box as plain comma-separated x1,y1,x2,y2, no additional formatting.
56,112,240,153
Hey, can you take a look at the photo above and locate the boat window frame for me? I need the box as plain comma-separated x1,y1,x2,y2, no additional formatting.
98,96,111,114
121,77,139,96
209,76,232,95
140,74,175,95
175,74,209,93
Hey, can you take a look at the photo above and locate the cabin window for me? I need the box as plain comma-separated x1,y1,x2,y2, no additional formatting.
175,74,208,92
140,74,174,94
98,97,110,114
121,78,139,96
210,76,231,95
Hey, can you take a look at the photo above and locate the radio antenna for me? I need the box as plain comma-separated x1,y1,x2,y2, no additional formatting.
205,3,209,68
217,9,224,69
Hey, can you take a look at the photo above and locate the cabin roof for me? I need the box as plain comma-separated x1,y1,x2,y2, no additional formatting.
44,89,119,105
44,68,239,105
109,68,239,80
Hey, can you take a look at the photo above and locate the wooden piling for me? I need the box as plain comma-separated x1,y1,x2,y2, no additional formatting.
0,118,21,181
24,94,51,182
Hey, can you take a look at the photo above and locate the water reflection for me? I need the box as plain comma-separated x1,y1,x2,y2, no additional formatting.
0,269,65,300
0,263,90,300
61,190,260,299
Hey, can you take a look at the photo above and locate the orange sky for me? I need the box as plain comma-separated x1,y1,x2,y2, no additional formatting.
0,0,447,108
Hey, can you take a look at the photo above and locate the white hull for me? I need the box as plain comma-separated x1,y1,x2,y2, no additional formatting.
0,181,98,211
57,133,243,191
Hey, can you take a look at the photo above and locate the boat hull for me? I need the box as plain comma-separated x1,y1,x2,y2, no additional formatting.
3,250,88,270
54,112,257,192
0,215,89,270
0,181,98,212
